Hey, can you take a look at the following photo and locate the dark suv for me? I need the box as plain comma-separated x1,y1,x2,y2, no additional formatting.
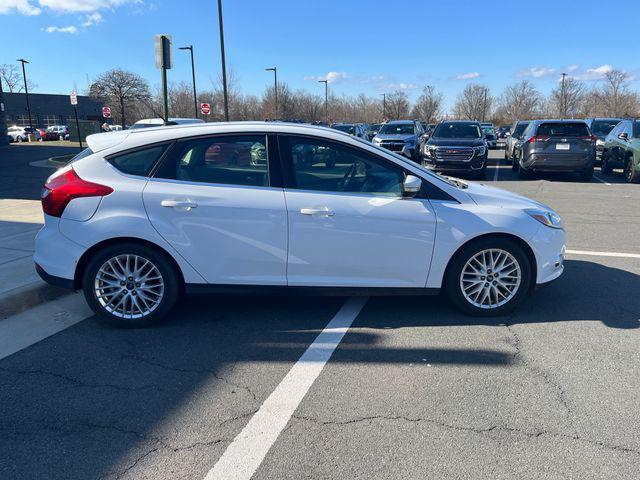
422,120,488,178
585,118,623,164
513,120,596,181
601,118,640,183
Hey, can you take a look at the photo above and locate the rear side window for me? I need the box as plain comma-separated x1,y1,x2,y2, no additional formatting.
108,144,169,176
154,135,269,187
537,122,589,137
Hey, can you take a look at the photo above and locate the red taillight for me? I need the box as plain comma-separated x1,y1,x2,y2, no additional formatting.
41,168,113,217
529,135,550,143
579,135,598,142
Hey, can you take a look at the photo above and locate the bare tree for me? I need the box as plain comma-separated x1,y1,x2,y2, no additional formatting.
0,64,37,92
453,84,492,121
411,85,443,122
498,80,541,122
599,70,639,117
89,69,151,127
385,90,410,120
549,76,584,118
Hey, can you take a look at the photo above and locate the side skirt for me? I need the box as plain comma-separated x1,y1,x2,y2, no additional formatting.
185,284,440,297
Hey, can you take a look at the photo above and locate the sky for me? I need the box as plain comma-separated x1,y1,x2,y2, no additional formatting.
1,0,640,113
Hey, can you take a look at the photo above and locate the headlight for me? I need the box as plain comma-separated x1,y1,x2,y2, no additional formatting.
596,139,604,146
526,208,564,229
424,146,436,158
473,145,486,156
373,138,382,144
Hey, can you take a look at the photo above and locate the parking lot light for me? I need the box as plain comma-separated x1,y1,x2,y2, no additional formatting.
16,58,33,131
179,45,198,119
265,67,277,119
216,0,229,122
318,79,328,124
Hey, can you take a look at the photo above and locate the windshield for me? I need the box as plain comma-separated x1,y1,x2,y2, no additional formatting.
482,126,494,134
332,125,356,135
379,123,415,135
591,120,621,137
433,122,482,139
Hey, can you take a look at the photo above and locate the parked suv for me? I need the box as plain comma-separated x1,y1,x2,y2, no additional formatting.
34,122,565,326
513,120,596,181
601,119,640,183
372,120,424,161
422,120,488,178
585,118,623,165
505,121,530,164
331,123,368,140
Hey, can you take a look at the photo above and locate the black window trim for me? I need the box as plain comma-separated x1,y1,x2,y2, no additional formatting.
149,131,281,189
276,133,457,202
105,140,175,178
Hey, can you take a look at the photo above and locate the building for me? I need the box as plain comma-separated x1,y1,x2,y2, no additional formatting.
3,92,103,128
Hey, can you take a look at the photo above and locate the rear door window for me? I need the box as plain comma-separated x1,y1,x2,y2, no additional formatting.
107,144,169,176
537,123,590,137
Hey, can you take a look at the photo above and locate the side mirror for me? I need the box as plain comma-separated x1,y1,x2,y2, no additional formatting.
484,134,492,140
619,132,629,141
402,174,422,197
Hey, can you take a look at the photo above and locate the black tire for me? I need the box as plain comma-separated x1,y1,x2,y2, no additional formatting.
579,166,594,182
600,150,613,175
517,160,531,179
624,157,640,183
445,237,533,317
82,243,180,328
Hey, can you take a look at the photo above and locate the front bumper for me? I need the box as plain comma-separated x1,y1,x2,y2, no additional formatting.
422,156,486,174
529,225,566,285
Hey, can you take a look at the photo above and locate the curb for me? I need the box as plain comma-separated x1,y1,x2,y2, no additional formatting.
0,281,72,320
47,154,74,168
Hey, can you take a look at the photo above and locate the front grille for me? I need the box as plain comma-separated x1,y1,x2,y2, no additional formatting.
435,146,474,162
380,142,405,152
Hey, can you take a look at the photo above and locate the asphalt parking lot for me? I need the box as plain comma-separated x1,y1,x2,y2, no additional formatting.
1,146,640,479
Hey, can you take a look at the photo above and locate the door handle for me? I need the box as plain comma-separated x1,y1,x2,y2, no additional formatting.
300,207,334,217
161,199,198,210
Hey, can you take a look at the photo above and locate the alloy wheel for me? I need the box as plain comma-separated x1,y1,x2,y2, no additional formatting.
460,249,522,309
94,254,164,319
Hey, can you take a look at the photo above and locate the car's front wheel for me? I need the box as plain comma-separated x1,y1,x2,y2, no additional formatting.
82,243,180,328
624,157,640,183
445,237,532,317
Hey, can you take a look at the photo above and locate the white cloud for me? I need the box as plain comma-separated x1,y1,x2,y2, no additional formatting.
385,82,418,90
573,64,614,81
38,0,135,13
455,72,481,80
304,71,348,84
81,12,102,26
42,24,77,33
0,0,41,15
566,64,580,72
517,66,556,78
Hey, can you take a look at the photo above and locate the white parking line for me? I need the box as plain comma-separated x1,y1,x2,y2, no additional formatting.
492,156,500,181
204,296,368,480
0,293,92,361
566,249,640,259
593,175,611,185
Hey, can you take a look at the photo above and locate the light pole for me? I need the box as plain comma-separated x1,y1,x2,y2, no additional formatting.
380,93,386,120
216,0,229,121
318,79,328,124
179,45,198,119
17,59,33,131
481,87,488,122
0,75,7,145
560,73,567,119
265,67,277,119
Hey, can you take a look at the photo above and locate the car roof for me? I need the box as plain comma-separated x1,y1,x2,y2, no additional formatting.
439,120,481,124
86,121,371,153
385,120,414,124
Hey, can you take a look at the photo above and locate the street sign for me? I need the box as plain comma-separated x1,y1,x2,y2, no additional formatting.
102,106,111,119
70,92,78,105
154,34,173,69
200,103,211,115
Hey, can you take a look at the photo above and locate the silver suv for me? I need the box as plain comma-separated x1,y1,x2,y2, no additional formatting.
372,120,424,161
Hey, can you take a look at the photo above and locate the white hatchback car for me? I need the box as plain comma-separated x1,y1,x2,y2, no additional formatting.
35,122,565,327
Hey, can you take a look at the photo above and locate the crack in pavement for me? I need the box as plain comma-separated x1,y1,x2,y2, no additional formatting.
0,366,163,393
120,352,259,402
291,414,640,457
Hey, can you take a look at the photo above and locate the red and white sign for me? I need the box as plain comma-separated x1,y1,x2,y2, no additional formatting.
102,106,111,119
70,91,78,106
200,103,211,115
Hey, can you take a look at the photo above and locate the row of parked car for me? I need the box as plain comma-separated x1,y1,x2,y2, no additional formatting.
331,116,640,183
6,125,69,142
502,117,640,183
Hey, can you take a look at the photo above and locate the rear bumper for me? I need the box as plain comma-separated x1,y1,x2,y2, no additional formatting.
33,215,85,286
35,263,75,290
523,152,594,172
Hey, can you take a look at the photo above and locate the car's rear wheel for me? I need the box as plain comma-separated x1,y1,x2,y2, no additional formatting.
82,243,179,328
445,238,532,317
517,159,531,179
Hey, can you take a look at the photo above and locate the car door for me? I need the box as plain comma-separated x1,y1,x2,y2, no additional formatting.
143,133,288,285
279,134,436,288
610,122,626,164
